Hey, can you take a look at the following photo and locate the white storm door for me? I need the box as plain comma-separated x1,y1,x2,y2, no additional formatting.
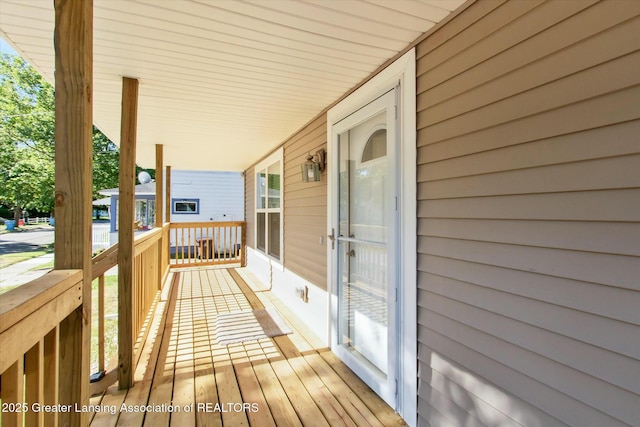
331,88,398,407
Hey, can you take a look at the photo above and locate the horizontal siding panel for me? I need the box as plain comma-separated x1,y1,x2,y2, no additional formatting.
418,189,640,222
419,0,597,93
285,227,327,243
419,269,640,359
283,253,325,288
419,154,640,199
284,130,326,158
417,332,617,427
419,236,640,291
421,285,640,394
419,255,640,325
418,51,640,139
416,0,506,60
284,245,326,271
418,344,566,427
418,2,640,111
421,367,522,427
283,115,326,143
284,134,326,160
418,84,640,158
285,205,327,217
419,218,640,257
285,193,327,208
419,314,635,426
416,0,544,79
418,120,640,180
285,181,327,196
417,380,493,427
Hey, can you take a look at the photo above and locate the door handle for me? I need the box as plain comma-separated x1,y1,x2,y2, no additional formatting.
328,228,335,249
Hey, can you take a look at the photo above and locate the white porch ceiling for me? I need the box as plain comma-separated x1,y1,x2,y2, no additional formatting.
0,0,465,171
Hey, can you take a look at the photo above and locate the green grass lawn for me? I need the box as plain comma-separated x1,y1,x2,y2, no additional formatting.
0,243,54,269
91,274,119,374
0,223,53,235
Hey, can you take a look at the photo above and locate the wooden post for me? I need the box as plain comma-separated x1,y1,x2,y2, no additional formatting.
54,0,93,424
155,144,164,289
155,144,164,227
165,165,172,267
118,77,139,389
165,165,171,223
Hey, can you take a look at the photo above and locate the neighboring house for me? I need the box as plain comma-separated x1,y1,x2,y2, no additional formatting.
243,2,640,426
98,182,156,232
98,170,244,232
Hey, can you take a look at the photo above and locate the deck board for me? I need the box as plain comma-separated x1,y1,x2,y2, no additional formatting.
91,267,406,427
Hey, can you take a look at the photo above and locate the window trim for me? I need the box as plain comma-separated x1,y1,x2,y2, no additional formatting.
254,148,283,262
172,198,200,214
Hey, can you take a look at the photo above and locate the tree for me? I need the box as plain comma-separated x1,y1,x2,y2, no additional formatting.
0,53,149,222
0,54,55,220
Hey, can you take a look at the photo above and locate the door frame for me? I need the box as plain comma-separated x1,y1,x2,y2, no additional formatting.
332,89,398,405
326,48,416,425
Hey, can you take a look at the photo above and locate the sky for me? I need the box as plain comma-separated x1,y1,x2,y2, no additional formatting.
0,36,18,56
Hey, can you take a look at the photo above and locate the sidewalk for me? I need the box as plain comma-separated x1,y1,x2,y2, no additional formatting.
0,254,120,295
0,253,54,293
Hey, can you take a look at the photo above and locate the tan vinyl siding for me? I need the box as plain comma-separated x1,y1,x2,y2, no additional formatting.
416,1,640,426
244,115,328,289
283,115,328,289
245,166,255,248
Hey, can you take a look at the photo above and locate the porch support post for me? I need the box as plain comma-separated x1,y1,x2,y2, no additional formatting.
165,165,171,223
53,0,93,424
117,77,139,389
155,144,164,289
155,144,164,227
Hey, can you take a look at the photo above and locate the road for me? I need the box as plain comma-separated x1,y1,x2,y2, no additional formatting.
0,226,55,255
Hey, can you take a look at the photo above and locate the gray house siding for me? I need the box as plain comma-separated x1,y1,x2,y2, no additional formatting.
169,170,244,222
416,1,640,426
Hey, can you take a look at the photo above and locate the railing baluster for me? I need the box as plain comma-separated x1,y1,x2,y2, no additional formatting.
25,340,44,427
98,274,105,373
43,326,58,427
1,358,25,427
181,227,185,264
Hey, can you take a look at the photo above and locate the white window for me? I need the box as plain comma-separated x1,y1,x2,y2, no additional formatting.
255,149,283,260
172,198,199,214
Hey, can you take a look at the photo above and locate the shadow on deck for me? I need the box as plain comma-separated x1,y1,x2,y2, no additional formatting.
90,267,406,427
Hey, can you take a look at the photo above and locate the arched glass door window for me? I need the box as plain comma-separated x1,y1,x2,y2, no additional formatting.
361,128,387,162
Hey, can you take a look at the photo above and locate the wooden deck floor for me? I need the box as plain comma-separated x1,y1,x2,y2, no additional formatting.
90,267,406,427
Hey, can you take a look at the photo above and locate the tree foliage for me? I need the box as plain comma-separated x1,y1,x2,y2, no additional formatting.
0,53,150,220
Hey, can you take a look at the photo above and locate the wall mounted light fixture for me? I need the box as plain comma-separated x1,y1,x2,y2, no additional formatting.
301,149,326,182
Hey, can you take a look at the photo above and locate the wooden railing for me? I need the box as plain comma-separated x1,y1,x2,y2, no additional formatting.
0,269,83,427
1,220,235,421
169,221,246,268
90,243,119,392
89,223,170,393
130,225,168,367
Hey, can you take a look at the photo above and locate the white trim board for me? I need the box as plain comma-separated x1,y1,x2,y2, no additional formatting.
326,48,417,426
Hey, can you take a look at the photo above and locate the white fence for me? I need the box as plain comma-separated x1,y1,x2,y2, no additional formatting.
26,217,50,225
92,225,110,252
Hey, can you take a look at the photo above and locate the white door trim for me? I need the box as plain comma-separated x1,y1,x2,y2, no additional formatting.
326,48,416,426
